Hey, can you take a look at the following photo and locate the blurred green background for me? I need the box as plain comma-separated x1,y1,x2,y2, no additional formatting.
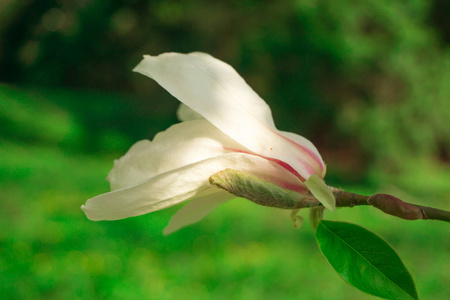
1,0,449,299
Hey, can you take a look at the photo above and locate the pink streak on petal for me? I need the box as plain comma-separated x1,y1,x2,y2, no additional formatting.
276,131,325,172
224,147,314,186
269,178,309,194
264,158,305,181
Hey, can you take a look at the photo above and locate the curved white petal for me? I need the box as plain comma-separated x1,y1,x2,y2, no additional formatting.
173,52,275,128
163,190,233,235
82,152,306,221
133,52,325,180
107,119,247,190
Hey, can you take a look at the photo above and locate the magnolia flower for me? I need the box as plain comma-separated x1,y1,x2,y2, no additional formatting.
81,52,334,234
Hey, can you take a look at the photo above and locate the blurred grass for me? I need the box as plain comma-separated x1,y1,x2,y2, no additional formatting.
0,85,449,299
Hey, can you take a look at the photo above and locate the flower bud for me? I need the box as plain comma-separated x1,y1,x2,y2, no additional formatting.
368,194,424,220
209,168,317,209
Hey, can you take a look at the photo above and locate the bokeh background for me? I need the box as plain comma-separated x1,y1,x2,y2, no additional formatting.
1,0,449,299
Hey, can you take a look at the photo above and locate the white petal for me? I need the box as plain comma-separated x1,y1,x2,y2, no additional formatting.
133,52,325,180
163,190,233,235
82,152,304,221
107,119,246,190
174,52,276,128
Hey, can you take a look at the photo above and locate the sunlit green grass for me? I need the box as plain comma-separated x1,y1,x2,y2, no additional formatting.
1,86,448,299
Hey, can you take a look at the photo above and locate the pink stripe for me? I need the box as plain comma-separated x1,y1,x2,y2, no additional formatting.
222,147,308,183
269,178,309,194
276,131,325,172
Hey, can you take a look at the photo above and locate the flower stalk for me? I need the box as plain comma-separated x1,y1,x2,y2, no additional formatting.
334,191,450,222
210,168,450,223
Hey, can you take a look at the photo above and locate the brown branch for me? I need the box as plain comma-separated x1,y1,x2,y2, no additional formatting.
209,169,450,222
332,190,450,223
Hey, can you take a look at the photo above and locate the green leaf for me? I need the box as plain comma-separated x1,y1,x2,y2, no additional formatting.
316,221,418,300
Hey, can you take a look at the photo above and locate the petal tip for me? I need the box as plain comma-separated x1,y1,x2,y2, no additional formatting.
81,204,91,214
80,203,102,221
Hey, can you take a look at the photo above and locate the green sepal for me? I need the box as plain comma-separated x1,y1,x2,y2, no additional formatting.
309,206,325,231
290,209,304,229
304,174,335,212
